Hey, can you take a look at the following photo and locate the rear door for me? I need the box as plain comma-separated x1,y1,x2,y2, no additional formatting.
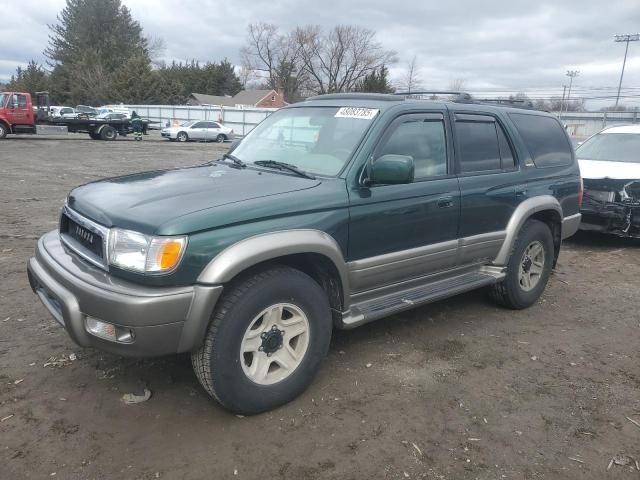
449,110,520,264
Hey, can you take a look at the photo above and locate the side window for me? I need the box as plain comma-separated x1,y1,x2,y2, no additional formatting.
16,95,27,107
457,121,501,172
377,119,447,179
496,123,516,169
509,113,572,167
191,122,204,128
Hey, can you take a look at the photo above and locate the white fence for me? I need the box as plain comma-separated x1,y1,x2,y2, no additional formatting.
123,104,278,136
557,111,639,137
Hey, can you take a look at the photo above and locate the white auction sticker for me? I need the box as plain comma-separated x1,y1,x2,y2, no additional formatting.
334,107,379,120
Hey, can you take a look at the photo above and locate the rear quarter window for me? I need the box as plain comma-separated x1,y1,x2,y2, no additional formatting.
509,113,573,167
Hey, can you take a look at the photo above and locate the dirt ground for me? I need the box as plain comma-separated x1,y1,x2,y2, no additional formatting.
1,132,639,480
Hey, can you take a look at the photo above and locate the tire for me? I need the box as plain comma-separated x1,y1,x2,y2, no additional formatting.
216,134,225,143
176,131,189,142
192,266,332,415
89,132,100,140
490,219,554,309
0,123,7,139
100,126,117,141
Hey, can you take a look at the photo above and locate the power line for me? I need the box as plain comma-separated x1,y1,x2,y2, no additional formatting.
613,33,640,107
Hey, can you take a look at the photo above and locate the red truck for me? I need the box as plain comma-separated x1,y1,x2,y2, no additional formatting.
0,91,147,140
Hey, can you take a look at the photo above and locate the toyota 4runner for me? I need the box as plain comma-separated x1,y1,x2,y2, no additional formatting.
28,93,582,414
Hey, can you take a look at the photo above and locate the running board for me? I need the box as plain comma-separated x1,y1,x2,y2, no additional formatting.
341,267,505,329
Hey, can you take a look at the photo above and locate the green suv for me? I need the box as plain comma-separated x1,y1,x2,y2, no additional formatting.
28,93,582,414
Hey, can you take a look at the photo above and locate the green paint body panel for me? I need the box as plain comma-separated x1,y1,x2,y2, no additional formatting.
65,94,581,288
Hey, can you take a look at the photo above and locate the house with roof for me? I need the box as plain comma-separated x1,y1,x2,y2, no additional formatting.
188,89,287,109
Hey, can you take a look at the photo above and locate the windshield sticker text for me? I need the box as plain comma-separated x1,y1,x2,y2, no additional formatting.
334,107,379,120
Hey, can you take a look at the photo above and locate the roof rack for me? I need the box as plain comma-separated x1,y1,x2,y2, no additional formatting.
473,98,535,109
394,91,473,102
394,91,536,110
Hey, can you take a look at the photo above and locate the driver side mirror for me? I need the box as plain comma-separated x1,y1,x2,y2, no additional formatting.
368,154,415,185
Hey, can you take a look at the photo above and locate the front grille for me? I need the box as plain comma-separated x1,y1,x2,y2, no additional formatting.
59,207,109,270
61,214,104,258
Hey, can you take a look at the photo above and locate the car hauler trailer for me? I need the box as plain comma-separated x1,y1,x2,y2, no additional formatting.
0,91,148,140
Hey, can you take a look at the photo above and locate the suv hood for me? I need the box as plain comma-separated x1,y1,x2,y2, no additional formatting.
578,158,640,180
68,163,321,234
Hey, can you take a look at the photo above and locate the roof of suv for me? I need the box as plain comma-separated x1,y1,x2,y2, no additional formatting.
302,92,545,116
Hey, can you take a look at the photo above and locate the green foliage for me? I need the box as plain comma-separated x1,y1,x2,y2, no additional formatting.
157,60,242,99
46,0,148,70
354,65,394,94
110,56,185,104
6,0,244,105
45,0,148,104
6,61,49,96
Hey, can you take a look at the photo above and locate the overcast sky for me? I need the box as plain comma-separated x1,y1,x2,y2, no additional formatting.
1,0,639,108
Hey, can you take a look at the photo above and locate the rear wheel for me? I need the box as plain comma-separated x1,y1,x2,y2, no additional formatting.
176,131,188,142
89,131,100,140
0,123,8,139
100,126,117,141
192,266,332,415
490,219,554,309
216,134,225,143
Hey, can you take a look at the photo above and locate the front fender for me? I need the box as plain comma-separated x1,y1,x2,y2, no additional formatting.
197,229,351,307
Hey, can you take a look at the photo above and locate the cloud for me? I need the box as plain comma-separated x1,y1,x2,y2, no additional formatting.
1,0,639,108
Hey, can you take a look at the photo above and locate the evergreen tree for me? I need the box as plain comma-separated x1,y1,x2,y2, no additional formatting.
110,56,184,104
45,0,148,103
354,65,394,94
6,61,50,96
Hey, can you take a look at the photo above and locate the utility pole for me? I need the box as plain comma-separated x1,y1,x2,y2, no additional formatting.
614,34,640,109
560,85,567,114
565,70,579,116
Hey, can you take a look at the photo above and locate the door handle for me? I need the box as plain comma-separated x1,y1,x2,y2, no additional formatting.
437,196,454,208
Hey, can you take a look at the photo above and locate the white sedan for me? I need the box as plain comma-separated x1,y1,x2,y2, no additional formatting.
161,121,234,143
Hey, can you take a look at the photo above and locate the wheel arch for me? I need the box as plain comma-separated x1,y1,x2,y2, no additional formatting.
197,230,350,316
493,196,562,266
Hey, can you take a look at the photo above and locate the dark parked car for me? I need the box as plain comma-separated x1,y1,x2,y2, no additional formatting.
27,93,582,414
576,124,640,237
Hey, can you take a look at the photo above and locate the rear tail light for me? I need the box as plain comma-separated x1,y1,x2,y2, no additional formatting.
578,176,584,207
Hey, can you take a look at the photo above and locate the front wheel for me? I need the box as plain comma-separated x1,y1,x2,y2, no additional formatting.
0,123,7,139
490,219,554,309
192,266,332,415
176,131,188,142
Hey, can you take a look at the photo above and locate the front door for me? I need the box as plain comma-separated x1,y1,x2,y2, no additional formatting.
348,112,461,293
6,94,32,125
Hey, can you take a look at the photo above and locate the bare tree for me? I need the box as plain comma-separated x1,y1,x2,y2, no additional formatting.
294,25,396,94
241,23,307,102
147,36,166,68
448,78,466,93
398,55,421,93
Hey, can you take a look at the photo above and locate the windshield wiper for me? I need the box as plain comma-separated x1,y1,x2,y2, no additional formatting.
220,153,246,168
253,160,316,180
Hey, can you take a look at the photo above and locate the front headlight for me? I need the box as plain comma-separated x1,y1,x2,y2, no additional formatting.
108,228,187,274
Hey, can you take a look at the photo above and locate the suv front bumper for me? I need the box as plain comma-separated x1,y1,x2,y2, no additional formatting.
27,231,222,357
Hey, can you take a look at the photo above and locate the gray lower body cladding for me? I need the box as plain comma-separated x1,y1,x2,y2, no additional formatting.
27,231,222,357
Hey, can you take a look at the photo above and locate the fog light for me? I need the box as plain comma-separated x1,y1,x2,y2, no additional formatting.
86,317,117,341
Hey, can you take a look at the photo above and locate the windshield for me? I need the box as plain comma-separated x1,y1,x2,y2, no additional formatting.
231,106,378,176
576,132,640,163
180,121,195,127
0,93,7,108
